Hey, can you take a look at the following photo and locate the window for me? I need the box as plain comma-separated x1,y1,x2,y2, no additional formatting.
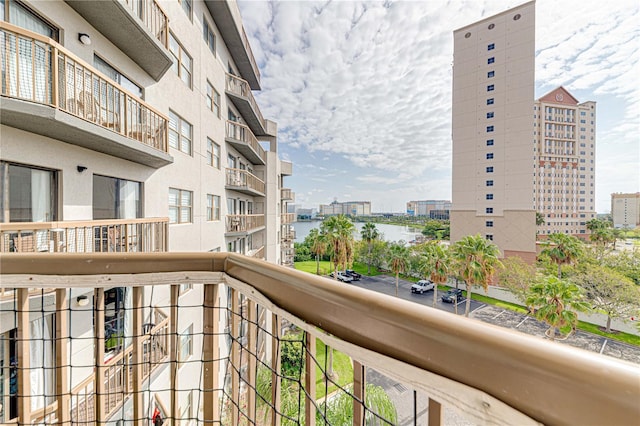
487,98,494,105
486,139,494,146
169,188,192,224
486,112,494,119
94,55,142,98
169,33,192,87
487,84,495,91
0,162,57,223
93,175,141,219
486,166,493,173
486,207,493,214
487,71,495,78
486,194,494,200
203,16,216,54
487,57,495,64
486,153,494,159
207,138,221,168
179,325,193,363
206,81,221,117
487,43,495,50
486,126,494,132
1,0,58,39
207,194,220,221
486,180,494,186
179,283,193,294
178,0,192,19
486,221,494,227
485,234,493,240
169,110,192,154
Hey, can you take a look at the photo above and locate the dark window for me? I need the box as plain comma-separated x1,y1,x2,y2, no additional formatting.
93,175,142,219
488,43,495,50
486,166,493,173
486,153,494,159
487,112,494,119
486,126,494,132
486,194,494,200
487,98,494,105
486,207,493,214
1,0,59,40
486,180,494,186
486,221,494,227
486,234,493,240
488,57,495,64
487,84,495,91
486,139,494,146
203,17,216,55
1,161,57,223
487,70,495,78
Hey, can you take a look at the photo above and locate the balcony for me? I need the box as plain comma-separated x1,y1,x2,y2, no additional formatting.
281,213,296,224
246,245,264,260
64,0,172,81
204,1,260,89
225,120,266,165
225,168,265,196
281,160,293,176
281,188,294,201
225,214,265,236
281,227,296,242
225,73,276,138
0,218,168,253
0,253,637,425
0,23,172,169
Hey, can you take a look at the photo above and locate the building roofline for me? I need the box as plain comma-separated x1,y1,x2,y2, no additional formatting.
454,0,535,33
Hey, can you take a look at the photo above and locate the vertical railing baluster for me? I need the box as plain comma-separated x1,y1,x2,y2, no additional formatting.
56,289,70,424
132,287,144,425
17,288,32,424
428,398,442,426
94,288,106,422
353,361,365,426
203,284,220,424
271,313,281,426
304,331,316,426
231,288,240,426
247,300,257,422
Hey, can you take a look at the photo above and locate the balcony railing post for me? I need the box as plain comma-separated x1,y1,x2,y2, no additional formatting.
17,288,32,424
304,331,316,426
132,287,144,425
203,283,220,423
169,285,179,423
51,45,59,108
55,289,70,425
231,288,240,426
428,398,442,426
270,313,281,426
353,360,365,426
247,300,257,422
94,288,106,422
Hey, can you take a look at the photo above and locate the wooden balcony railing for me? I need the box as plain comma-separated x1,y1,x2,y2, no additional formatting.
281,188,293,200
281,213,296,224
225,214,265,234
225,120,266,163
0,23,168,152
225,168,265,194
0,217,168,253
226,73,265,128
281,228,296,242
1,253,638,425
247,245,264,259
121,0,169,47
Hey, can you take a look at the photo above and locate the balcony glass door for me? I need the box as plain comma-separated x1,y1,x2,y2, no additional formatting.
0,162,57,223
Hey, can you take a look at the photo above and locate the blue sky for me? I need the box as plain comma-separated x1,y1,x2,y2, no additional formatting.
238,0,640,213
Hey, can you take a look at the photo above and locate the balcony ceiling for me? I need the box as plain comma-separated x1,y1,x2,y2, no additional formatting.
225,184,265,198
225,91,267,137
64,0,172,81
1,98,173,168
204,1,260,90
225,137,266,165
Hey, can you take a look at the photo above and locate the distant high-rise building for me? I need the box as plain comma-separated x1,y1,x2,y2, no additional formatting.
612,193,640,229
451,1,537,262
319,200,371,216
406,200,452,219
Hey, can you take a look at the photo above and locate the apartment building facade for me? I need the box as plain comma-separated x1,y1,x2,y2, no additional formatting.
534,87,596,237
612,192,640,229
0,0,293,422
406,200,452,219
319,200,372,217
451,1,537,262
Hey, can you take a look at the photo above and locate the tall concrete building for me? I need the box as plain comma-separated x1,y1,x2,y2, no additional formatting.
534,87,596,237
319,200,371,216
451,1,537,261
0,0,293,422
612,193,640,229
406,200,452,219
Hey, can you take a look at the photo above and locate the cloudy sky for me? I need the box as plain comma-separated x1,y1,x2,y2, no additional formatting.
238,0,640,213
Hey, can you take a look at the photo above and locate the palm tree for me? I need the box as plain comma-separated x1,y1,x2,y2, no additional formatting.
526,276,590,341
321,215,355,280
388,243,409,297
541,233,584,279
361,222,380,275
419,242,451,307
308,228,327,275
452,234,502,317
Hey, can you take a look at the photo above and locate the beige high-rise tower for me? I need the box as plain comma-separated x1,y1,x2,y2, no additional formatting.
451,1,537,262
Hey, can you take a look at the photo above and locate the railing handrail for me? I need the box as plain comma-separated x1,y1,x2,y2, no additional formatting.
225,167,265,185
225,73,266,127
225,120,266,162
0,22,168,121
1,253,639,425
0,217,169,232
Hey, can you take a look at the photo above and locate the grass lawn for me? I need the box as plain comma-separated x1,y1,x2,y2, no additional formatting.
294,261,381,277
314,339,353,398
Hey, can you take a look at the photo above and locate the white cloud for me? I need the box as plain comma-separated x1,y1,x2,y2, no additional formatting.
240,0,640,212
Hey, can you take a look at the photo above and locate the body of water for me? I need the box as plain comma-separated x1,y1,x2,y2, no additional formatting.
292,220,423,244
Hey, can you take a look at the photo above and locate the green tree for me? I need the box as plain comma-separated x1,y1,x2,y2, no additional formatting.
587,218,618,256
601,250,640,285
417,242,451,307
321,215,356,280
526,276,590,341
536,212,546,226
572,265,640,333
318,383,397,425
421,219,450,240
495,256,537,306
452,234,502,317
307,228,327,275
360,222,381,275
541,233,584,279
388,243,409,297
293,242,312,262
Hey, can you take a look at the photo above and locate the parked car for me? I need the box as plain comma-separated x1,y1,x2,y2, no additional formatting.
330,271,354,283
345,269,362,280
411,280,434,294
441,288,464,303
